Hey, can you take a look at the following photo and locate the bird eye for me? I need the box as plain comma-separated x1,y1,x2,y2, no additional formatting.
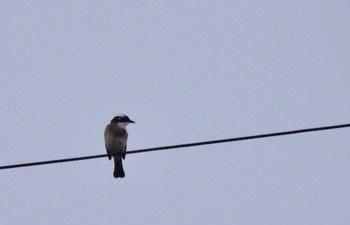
117,117,126,122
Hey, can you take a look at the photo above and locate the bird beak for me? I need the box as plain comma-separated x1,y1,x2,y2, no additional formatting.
129,120,135,124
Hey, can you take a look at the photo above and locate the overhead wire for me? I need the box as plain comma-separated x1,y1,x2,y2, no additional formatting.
0,123,349,170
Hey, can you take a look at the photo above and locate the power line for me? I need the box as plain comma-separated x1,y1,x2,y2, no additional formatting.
1,123,349,170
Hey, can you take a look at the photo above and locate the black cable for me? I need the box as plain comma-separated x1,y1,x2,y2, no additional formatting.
0,123,349,170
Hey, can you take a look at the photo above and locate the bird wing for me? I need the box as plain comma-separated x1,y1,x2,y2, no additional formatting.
104,125,114,160
122,145,126,160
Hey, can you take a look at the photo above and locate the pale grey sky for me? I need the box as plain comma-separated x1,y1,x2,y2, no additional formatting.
1,1,350,224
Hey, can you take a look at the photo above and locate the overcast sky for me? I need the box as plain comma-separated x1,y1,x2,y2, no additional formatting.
1,1,349,224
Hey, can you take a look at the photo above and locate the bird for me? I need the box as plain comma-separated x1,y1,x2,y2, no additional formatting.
104,114,135,178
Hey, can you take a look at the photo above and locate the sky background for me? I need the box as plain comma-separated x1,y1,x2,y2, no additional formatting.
1,0,350,224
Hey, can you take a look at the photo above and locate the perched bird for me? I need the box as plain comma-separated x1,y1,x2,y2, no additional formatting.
104,114,135,178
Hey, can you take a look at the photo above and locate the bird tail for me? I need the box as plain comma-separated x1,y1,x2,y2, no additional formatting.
113,158,125,178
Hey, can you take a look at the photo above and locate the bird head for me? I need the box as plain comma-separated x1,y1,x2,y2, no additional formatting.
111,114,135,128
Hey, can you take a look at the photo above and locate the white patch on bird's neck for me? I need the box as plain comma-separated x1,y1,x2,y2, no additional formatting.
117,122,129,129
